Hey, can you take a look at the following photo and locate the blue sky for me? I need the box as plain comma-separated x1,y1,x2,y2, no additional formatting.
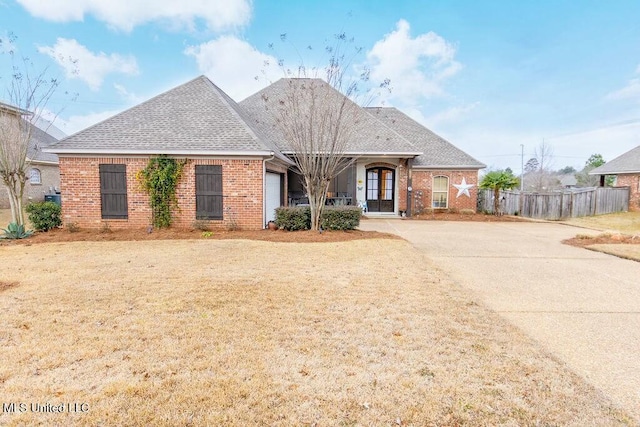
1,0,639,171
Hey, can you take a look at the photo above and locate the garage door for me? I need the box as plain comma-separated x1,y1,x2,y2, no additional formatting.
265,172,281,225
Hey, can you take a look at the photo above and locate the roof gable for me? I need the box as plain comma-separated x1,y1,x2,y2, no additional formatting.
367,107,485,169
239,78,421,155
49,76,287,161
590,145,640,175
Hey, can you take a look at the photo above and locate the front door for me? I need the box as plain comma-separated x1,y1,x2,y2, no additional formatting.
366,167,394,212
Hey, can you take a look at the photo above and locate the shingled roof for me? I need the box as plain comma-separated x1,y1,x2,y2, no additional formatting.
589,145,640,175
0,102,59,164
48,76,290,163
239,78,422,155
366,107,485,169
28,124,59,164
47,75,483,169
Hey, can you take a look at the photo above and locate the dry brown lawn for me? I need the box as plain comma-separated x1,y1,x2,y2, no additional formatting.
562,212,640,261
0,208,14,228
0,209,32,231
563,211,640,235
0,239,633,426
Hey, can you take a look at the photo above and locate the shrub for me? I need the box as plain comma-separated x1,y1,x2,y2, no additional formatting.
65,222,80,233
275,206,311,231
192,220,210,231
100,222,113,234
274,206,362,231
1,222,33,239
25,201,62,232
321,206,361,230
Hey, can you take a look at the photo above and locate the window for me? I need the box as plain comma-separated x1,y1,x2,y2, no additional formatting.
29,168,41,185
196,165,223,220
366,170,378,200
432,176,449,208
99,164,128,219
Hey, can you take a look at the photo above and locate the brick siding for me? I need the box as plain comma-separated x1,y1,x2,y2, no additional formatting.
410,170,480,213
58,157,265,230
615,174,640,211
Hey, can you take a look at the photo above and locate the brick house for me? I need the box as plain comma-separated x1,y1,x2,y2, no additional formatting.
0,102,61,209
590,145,640,211
46,76,484,230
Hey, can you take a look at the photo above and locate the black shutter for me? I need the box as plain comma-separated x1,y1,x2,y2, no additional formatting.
196,165,223,220
99,164,128,219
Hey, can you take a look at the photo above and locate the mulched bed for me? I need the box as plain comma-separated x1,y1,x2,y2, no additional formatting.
0,227,401,246
1,213,529,246
563,233,640,248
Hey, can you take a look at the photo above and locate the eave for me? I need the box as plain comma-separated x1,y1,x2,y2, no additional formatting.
44,148,276,157
281,151,424,157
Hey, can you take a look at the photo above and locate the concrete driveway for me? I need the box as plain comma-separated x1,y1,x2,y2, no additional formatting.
360,219,640,421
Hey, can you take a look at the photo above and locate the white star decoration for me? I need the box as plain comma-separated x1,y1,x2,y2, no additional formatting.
453,178,474,198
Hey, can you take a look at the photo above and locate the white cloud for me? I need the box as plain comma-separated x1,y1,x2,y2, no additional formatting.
113,83,141,103
16,0,251,32
606,65,640,101
56,109,124,135
607,79,640,100
425,103,479,127
185,35,282,100
366,20,462,103
38,38,139,90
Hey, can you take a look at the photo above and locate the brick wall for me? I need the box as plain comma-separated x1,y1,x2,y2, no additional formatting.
615,174,640,211
410,170,480,213
58,157,265,230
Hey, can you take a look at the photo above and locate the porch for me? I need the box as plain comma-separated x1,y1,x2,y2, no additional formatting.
286,158,406,215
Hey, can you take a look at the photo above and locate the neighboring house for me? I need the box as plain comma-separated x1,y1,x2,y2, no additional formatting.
0,102,61,209
46,76,485,230
590,145,640,210
559,174,577,188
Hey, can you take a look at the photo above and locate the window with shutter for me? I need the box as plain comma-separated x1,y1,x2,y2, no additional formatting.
99,164,128,219
195,165,223,220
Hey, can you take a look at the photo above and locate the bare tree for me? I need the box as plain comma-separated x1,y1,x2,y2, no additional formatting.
260,33,388,230
528,140,559,191
0,46,59,226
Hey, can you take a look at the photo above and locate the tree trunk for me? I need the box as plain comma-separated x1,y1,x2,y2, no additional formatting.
305,177,329,231
493,187,500,216
3,177,26,226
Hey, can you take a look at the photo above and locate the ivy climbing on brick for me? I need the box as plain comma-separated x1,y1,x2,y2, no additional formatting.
137,155,186,228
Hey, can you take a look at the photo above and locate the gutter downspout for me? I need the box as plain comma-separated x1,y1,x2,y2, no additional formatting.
406,158,413,217
263,152,275,229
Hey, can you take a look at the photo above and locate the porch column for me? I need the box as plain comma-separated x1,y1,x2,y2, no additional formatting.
406,158,413,217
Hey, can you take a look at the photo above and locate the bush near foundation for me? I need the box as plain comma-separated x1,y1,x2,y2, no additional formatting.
25,201,62,231
275,206,311,230
275,206,361,231
321,206,361,230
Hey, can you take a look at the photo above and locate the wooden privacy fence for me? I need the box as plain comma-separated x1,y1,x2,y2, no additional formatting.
478,187,629,220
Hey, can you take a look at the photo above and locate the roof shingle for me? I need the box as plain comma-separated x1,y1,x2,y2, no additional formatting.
590,145,640,175
49,76,289,162
366,107,485,169
239,78,422,154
